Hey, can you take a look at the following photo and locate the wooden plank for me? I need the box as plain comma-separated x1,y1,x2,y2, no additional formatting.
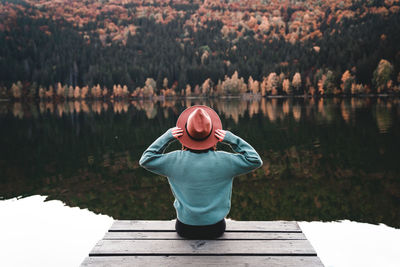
110,220,301,232
81,256,324,267
89,239,316,256
103,231,307,240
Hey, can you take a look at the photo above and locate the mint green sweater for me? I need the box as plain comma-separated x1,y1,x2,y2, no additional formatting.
139,129,263,226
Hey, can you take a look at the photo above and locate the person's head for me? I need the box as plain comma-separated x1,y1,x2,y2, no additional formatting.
176,105,222,151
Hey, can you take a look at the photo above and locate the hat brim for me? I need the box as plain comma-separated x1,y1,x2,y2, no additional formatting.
176,105,222,150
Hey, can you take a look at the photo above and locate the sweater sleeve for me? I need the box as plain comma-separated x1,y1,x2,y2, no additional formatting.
139,129,176,177
223,131,263,176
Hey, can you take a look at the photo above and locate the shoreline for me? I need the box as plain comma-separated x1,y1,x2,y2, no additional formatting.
1,93,400,103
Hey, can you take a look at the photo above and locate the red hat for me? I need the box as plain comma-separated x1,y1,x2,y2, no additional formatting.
176,105,222,150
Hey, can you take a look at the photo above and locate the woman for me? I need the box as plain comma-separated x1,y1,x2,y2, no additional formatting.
139,105,262,239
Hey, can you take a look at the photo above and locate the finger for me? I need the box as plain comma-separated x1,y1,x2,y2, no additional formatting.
173,131,184,137
216,133,225,141
172,129,184,134
173,130,183,135
215,134,223,141
216,130,225,137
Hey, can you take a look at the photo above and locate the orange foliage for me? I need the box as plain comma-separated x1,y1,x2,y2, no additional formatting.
1,0,399,47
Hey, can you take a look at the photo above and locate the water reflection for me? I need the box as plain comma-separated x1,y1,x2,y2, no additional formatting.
0,97,399,227
2,98,400,130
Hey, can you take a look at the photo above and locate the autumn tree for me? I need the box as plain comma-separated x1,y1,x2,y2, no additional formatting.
201,78,212,96
221,71,247,95
11,82,22,99
102,87,108,98
91,84,102,98
145,78,156,92
143,78,156,98
248,76,259,94
38,86,45,99
45,85,54,99
278,72,285,87
292,72,302,93
282,79,291,95
373,59,394,93
113,85,121,98
260,77,267,96
56,82,64,98
185,84,191,96
248,76,254,92
317,74,327,95
351,83,364,95
122,85,129,97
74,86,81,99
81,86,89,99
68,85,74,99
192,85,199,95
201,50,209,65
266,73,278,95
341,70,355,94
323,70,336,95
163,78,168,89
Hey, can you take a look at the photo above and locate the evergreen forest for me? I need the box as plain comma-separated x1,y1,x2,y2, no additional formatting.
1,0,400,98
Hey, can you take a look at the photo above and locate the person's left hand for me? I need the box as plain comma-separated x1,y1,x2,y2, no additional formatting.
171,127,184,139
215,129,227,142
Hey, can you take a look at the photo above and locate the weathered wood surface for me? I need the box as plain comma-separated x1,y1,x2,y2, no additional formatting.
90,239,316,256
81,256,324,267
82,220,323,267
103,231,307,240
110,220,301,232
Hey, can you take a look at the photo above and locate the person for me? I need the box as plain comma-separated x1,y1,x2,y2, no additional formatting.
139,105,262,239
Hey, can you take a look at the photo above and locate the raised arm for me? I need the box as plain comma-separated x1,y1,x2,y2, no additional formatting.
216,130,263,176
139,128,182,176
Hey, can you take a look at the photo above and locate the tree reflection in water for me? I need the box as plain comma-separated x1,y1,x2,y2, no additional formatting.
0,98,399,227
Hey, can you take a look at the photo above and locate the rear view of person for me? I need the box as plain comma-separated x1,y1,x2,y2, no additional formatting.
139,105,262,239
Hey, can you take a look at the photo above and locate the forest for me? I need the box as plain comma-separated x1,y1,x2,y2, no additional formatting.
0,0,400,99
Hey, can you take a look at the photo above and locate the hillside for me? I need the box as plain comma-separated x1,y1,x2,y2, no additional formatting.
1,0,400,97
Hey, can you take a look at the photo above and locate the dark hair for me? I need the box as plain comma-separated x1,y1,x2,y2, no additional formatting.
182,145,216,153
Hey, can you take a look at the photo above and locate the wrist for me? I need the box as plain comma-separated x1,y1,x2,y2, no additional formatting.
222,130,234,143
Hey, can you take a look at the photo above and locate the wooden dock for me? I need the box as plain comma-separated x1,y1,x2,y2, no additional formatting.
81,220,323,266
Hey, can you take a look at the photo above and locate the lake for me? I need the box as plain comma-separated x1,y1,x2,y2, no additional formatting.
0,97,400,266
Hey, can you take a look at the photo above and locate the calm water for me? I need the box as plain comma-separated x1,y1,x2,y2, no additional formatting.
1,97,400,228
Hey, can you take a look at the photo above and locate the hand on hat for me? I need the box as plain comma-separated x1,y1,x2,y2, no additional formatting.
215,129,226,142
171,127,184,139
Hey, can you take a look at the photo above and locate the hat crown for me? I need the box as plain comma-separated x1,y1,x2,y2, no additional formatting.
186,108,212,140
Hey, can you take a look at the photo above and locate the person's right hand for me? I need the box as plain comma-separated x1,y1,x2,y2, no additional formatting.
171,127,184,139
215,129,227,142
